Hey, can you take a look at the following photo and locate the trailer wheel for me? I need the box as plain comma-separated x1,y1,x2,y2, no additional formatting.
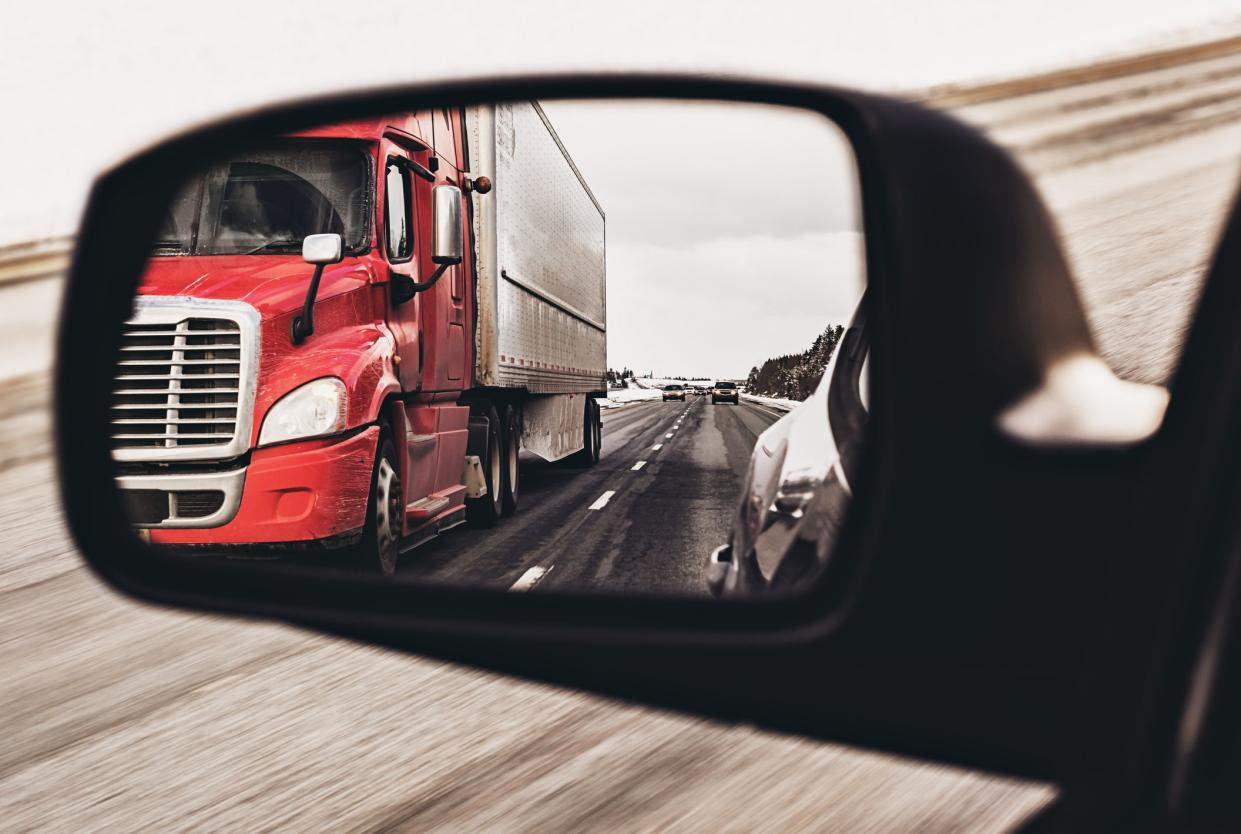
356,433,402,576
466,404,503,528
569,397,602,467
500,405,520,517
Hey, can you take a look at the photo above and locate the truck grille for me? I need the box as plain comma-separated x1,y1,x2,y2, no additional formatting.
122,489,226,524
111,298,259,463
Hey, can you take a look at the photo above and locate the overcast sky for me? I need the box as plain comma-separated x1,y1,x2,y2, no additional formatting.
4,0,1240,249
5,0,1241,376
542,101,862,378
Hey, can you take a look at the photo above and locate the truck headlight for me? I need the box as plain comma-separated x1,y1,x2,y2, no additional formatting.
258,377,348,446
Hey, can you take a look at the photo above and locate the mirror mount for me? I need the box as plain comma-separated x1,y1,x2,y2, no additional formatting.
403,262,452,295
390,273,418,305
291,233,343,344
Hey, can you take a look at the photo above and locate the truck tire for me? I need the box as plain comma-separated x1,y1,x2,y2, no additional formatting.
568,397,602,467
466,404,503,528
356,433,402,576
500,404,520,517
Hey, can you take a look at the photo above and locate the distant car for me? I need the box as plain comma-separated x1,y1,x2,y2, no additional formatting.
662,384,687,401
711,381,739,404
707,298,869,597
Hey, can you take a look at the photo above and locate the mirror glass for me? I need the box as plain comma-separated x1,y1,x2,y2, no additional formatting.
114,98,868,598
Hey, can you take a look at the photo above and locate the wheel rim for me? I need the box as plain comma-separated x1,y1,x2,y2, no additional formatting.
375,456,400,575
490,432,502,510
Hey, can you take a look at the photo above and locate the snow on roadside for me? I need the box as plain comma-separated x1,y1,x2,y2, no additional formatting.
596,387,663,409
740,393,803,413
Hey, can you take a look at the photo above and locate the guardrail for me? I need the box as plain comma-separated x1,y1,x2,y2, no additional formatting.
0,237,72,290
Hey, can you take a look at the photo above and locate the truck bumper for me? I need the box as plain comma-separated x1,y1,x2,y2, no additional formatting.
130,426,380,547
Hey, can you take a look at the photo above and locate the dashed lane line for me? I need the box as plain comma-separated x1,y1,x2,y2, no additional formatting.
510,565,552,591
631,460,647,471
588,490,616,511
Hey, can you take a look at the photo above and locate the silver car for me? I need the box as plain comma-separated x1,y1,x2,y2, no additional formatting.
708,297,869,596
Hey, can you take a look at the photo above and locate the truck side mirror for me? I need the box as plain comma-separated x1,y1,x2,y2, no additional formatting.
292,233,344,344
432,185,463,265
302,233,343,265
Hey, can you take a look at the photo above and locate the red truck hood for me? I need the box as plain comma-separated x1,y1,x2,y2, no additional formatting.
137,255,373,318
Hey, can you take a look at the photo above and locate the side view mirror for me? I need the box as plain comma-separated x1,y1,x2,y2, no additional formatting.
59,75,1195,821
301,232,343,265
291,233,344,344
706,543,732,597
432,184,463,265
394,184,464,302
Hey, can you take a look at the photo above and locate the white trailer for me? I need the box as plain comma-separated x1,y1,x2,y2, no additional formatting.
465,101,607,461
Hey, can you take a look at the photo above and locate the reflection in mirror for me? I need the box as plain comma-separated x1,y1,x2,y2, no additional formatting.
115,99,867,598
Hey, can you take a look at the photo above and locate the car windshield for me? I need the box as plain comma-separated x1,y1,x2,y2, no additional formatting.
153,141,370,256
667,385,683,390
716,382,736,389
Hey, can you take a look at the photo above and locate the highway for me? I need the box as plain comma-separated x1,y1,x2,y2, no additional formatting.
402,397,782,594
5,39,1241,832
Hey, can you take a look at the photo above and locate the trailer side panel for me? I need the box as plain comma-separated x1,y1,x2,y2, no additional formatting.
468,101,607,394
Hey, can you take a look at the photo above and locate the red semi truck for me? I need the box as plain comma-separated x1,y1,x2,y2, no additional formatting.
113,102,607,574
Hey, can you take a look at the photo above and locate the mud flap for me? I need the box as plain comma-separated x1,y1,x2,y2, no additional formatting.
462,454,487,498
465,416,492,498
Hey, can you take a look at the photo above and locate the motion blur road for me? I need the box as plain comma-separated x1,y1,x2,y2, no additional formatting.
5,42,1241,832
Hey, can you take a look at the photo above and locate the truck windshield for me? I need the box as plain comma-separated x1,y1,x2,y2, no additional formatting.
153,142,370,256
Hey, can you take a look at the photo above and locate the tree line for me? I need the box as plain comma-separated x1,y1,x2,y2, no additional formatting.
743,324,845,401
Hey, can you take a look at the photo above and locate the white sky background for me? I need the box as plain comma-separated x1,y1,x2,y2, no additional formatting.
542,101,863,378
3,0,1241,374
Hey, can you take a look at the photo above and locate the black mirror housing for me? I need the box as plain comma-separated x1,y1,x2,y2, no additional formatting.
57,74,1140,784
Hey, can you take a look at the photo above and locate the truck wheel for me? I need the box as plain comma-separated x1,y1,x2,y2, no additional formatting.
569,397,602,467
357,434,402,576
466,405,503,528
501,405,520,517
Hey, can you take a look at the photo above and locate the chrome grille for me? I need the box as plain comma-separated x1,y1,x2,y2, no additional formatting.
111,298,259,463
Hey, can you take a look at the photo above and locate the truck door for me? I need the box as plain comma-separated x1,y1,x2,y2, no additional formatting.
413,122,469,391
380,138,427,391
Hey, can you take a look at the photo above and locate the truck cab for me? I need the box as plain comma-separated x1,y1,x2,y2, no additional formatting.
113,108,603,574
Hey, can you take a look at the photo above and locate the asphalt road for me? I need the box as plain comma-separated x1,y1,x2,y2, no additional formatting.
5,42,1241,834
402,397,782,594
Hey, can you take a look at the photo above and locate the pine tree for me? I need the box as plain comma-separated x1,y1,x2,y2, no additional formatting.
744,324,845,400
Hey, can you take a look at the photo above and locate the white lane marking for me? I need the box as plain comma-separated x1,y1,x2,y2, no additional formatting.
588,490,616,510
652,443,663,450
665,432,674,438
631,460,647,471
510,565,551,592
